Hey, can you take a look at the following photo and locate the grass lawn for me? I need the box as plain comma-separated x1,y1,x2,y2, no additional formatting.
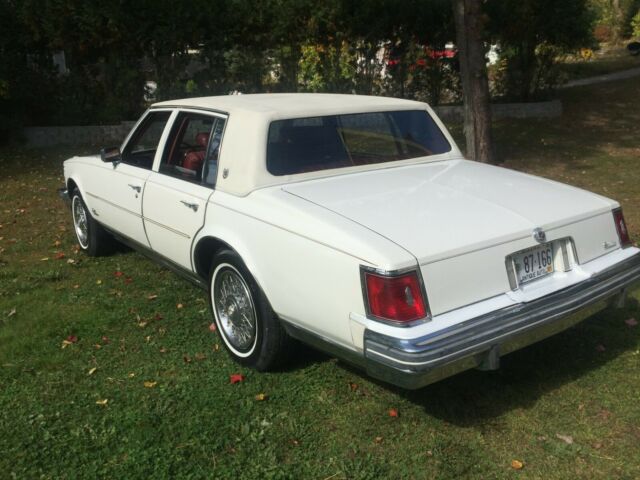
557,43,640,81
1,77,640,479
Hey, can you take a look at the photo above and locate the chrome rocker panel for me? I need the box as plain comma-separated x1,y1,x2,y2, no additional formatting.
364,252,640,389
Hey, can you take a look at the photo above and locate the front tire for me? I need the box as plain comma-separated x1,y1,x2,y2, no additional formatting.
209,249,290,371
71,189,113,256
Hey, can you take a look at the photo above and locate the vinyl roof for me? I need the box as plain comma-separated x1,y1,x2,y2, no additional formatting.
152,93,424,117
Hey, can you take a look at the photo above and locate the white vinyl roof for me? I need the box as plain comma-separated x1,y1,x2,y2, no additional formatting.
153,93,424,118
151,94,461,196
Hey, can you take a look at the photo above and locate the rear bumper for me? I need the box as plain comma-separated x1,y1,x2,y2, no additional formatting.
364,252,640,389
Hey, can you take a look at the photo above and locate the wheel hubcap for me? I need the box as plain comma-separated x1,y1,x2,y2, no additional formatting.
72,196,89,248
214,268,257,353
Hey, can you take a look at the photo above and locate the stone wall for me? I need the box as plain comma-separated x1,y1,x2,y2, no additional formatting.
22,99,562,147
23,121,136,147
434,99,562,123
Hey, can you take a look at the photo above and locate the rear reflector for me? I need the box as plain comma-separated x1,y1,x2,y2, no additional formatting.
613,208,631,247
363,270,428,323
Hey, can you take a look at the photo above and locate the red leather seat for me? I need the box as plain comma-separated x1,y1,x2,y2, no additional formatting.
183,132,210,171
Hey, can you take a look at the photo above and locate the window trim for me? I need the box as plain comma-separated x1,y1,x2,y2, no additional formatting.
265,109,452,177
153,108,228,189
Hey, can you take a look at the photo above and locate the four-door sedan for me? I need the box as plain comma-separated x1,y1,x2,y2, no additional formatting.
60,93,640,389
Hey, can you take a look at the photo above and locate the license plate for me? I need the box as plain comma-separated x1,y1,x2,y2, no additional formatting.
512,243,554,286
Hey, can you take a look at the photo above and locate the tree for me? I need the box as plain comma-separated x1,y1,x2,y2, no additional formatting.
453,0,494,163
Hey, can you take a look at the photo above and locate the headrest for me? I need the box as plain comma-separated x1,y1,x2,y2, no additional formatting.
195,132,209,147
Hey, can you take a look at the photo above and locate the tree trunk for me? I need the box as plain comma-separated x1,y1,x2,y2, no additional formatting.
453,0,494,163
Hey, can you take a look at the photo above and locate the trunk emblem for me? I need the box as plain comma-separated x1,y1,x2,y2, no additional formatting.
532,228,546,243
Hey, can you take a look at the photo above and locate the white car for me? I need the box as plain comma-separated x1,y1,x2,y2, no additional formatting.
60,93,640,389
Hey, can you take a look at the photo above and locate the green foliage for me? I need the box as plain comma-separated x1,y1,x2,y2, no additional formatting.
487,0,596,100
632,9,640,36
590,0,640,41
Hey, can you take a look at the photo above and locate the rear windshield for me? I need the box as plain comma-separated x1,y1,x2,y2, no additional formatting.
266,110,451,176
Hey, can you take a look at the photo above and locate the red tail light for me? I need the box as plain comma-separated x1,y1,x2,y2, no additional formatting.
613,208,631,247
362,269,428,324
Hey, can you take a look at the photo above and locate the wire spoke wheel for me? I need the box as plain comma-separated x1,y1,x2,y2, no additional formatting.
72,195,89,249
213,266,258,354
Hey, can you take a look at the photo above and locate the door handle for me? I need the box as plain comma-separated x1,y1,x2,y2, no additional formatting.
180,200,199,212
128,184,142,193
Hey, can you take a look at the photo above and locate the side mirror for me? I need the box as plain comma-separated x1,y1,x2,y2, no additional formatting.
100,146,122,164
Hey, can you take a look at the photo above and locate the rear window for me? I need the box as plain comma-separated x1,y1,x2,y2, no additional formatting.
266,110,451,176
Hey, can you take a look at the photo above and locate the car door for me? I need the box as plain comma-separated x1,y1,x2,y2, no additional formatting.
143,110,227,270
86,110,174,247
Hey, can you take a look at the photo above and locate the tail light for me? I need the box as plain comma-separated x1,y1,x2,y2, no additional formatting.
361,267,429,324
613,208,632,247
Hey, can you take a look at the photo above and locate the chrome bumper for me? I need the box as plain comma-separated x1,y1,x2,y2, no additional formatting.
364,252,640,389
58,187,71,207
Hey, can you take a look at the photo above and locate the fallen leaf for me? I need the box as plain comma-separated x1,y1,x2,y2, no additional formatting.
213,343,220,351
124,276,133,284
147,294,158,301
348,382,358,392
255,393,267,401
101,336,110,344
374,436,383,444
114,271,124,277
592,442,603,450
595,344,606,352
53,240,61,247
40,257,49,261
230,374,245,384
66,258,75,264
138,320,147,328
511,459,524,470
176,303,184,309
195,352,206,361
88,367,97,375
94,344,101,349
183,355,192,363
143,381,157,388
388,408,399,418
66,335,78,343
556,433,574,445
61,340,73,348
159,347,167,353
54,251,65,260
96,279,102,285
7,308,16,318
209,323,217,332
154,313,163,321
73,284,80,289
625,318,638,327
128,372,136,378
95,399,108,406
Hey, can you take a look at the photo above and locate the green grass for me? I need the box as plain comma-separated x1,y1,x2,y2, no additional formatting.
1,77,640,479
557,44,640,82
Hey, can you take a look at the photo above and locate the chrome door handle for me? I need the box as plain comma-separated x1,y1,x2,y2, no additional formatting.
128,184,141,193
180,200,199,212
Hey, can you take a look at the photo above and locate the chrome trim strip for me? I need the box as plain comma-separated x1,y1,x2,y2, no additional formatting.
86,191,191,239
363,252,640,388
103,225,206,289
86,191,141,218
143,216,191,239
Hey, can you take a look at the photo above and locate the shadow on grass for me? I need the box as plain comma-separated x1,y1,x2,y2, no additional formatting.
330,301,639,426
395,304,640,426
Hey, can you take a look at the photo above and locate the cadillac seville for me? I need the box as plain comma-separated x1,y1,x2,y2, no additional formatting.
60,93,640,389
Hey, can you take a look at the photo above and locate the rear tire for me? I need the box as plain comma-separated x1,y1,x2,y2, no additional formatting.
209,249,290,371
70,189,113,256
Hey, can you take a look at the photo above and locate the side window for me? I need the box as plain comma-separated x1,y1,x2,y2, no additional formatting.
159,111,226,187
121,111,171,169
